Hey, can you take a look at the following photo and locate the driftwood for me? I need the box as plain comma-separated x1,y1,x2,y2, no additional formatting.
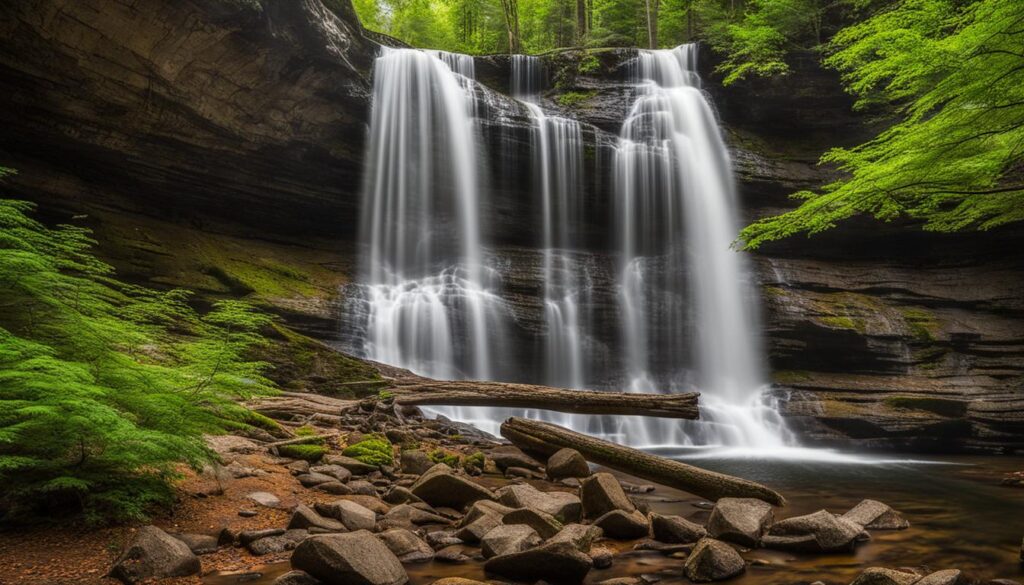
389,380,699,419
264,434,337,449
249,391,358,422
500,417,786,506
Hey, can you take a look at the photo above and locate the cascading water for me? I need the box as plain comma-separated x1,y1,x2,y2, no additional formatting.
613,44,793,448
350,47,504,384
511,55,542,100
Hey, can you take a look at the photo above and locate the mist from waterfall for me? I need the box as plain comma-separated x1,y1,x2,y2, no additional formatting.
613,44,794,448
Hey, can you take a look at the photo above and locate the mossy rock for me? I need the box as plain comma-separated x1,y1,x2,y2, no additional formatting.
254,323,383,397
279,444,328,462
343,437,394,467
884,396,967,418
428,449,460,467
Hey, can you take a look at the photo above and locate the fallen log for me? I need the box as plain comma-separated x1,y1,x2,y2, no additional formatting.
389,380,699,419
500,417,786,506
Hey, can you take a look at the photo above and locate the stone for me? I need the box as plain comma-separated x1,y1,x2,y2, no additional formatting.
481,524,542,558
548,523,604,553
384,486,423,505
683,538,746,582
505,466,542,479
706,498,774,547
287,460,311,475
431,579,489,585
291,531,409,585
762,510,867,552
110,526,201,584
349,479,380,496
317,481,354,495
246,491,282,508
238,509,259,517
310,464,353,483
597,579,643,585
377,529,435,563
915,570,963,585
289,504,348,532
240,528,286,545
410,464,494,509
842,500,910,530
594,509,650,540
323,454,380,475
634,540,693,555
172,533,218,555
315,500,377,531
341,495,391,514
547,448,591,480
400,450,435,475
650,513,707,543
298,473,337,488
380,504,450,531
590,546,614,569
247,530,308,556
435,546,472,563
489,445,544,471
849,568,921,585
503,507,563,538
426,531,463,549
484,541,593,584
581,473,636,519
497,483,582,522
273,570,320,585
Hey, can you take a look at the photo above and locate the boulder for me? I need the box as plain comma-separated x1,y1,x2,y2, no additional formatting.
239,528,285,545
377,529,435,563
481,524,542,558
503,507,563,538
581,473,635,519
849,568,921,585
505,466,542,479
310,464,353,483
497,483,582,522
291,531,409,585
289,504,348,532
317,481,354,495
683,538,746,582
287,460,311,475
484,541,593,584
650,513,707,544
298,473,338,488
435,546,472,564
707,498,774,547
247,491,282,508
547,448,592,480
489,445,544,471
110,526,201,584
400,450,435,475
172,533,218,555
410,465,494,509
915,570,963,585
455,511,505,543
315,500,377,531
348,480,380,496
594,509,650,540
842,500,910,530
589,546,614,569
323,454,380,475
341,495,391,515
384,486,423,505
762,510,867,552
247,529,309,556
273,570,321,585
426,531,463,549
548,523,604,553
380,504,450,531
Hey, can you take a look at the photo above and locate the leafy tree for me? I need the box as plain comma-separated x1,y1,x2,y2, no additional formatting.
0,169,276,523
741,0,1024,247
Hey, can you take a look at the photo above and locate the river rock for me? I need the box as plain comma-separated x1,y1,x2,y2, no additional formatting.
547,448,591,480
435,546,472,563
273,570,320,585
377,529,435,563
291,531,408,585
455,502,510,543
489,445,544,471
411,464,494,509
849,568,921,585
683,538,746,582
348,479,380,496
323,454,380,475
762,510,867,552
384,486,423,504
548,523,604,552
707,498,774,547
426,531,463,549
317,481,354,495
915,570,963,585
240,528,285,545
247,491,282,508
311,464,353,483
172,533,218,555
650,513,707,543
590,546,615,569
110,526,201,584
298,472,337,488
287,460,311,475
400,450,435,475
581,473,636,519
315,500,377,531
342,495,391,514
481,524,542,558
594,509,650,540
484,541,593,584
842,500,910,530
380,504,450,531
289,504,348,532
497,483,582,522
247,529,308,555
503,507,564,538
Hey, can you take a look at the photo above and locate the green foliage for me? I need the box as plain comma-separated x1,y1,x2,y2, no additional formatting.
578,54,601,73
428,449,461,467
294,425,320,438
556,90,597,107
342,436,394,467
463,451,486,470
278,444,327,462
0,174,276,523
742,0,1024,247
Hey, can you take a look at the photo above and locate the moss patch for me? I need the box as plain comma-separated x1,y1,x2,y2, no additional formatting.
557,90,597,108
900,307,939,342
884,396,966,418
772,370,813,384
343,436,394,467
278,444,327,462
255,323,383,397
429,449,460,467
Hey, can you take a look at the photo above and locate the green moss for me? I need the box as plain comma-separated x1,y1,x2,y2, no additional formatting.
243,411,287,436
556,90,597,108
279,444,327,462
294,425,319,438
773,370,812,384
256,323,382,396
579,55,601,74
343,437,394,467
819,315,863,332
900,307,939,342
463,451,485,471
763,286,787,298
884,396,966,417
429,449,460,467
378,390,395,400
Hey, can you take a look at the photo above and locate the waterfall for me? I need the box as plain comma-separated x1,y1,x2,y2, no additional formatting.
511,55,542,100
351,47,504,384
613,43,793,448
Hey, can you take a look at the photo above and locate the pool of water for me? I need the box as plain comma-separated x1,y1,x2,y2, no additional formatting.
205,453,1024,585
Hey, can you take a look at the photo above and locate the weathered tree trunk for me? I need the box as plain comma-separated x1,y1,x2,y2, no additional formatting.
644,0,660,48
499,0,521,53
576,0,588,45
500,417,786,505
390,380,699,419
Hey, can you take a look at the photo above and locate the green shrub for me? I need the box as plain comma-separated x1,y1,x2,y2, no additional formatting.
343,437,393,467
579,55,601,74
278,444,327,462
